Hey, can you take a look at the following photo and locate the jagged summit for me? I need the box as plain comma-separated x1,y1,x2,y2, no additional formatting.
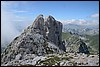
32,15,66,51
46,15,55,20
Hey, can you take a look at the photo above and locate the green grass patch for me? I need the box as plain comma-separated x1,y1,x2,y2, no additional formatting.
86,34,99,52
39,56,60,66
62,32,71,40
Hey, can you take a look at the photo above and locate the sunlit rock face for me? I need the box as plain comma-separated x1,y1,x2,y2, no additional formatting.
32,15,66,51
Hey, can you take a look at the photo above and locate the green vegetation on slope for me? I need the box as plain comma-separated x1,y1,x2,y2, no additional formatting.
62,32,99,54
62,32,71,40
86,34,99,52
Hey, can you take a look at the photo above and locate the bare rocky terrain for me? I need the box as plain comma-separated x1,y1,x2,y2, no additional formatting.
1,53,99,66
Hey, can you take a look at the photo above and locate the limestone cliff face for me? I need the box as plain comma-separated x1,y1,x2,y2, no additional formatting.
32,15,66,51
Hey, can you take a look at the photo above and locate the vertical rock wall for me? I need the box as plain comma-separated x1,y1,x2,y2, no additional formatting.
32,15,66,51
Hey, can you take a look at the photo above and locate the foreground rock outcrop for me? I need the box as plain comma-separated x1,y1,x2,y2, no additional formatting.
1,53,99,66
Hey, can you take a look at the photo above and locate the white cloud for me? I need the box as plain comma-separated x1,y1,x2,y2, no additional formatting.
1,1,35,13
1,1,33,47
13,10,28,13
59,13,99,26
59,19,86,25
59,19,98,26
90,13,99,18
1,8,20,47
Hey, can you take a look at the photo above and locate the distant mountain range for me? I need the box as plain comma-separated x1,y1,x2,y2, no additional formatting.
63,24,99,36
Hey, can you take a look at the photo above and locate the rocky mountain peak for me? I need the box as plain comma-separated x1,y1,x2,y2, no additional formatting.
32,15,66,51
46,15,55,21
1,15,65,65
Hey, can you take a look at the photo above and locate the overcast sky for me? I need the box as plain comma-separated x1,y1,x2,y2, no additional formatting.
1,1,99,47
